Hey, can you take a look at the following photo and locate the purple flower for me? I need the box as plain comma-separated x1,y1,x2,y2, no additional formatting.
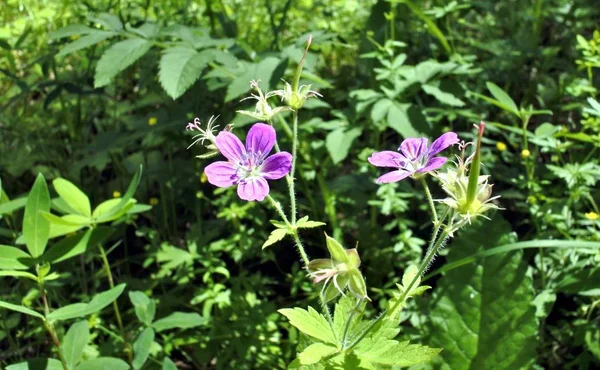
368,132,459,184
204,123,292,201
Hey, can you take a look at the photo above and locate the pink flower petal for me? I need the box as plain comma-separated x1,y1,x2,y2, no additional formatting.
215,131,246,162
376,170,412,184
204,161,240,187
417,157,447,173
246,123,275,159
261,152,292,180
399,137,428,160
237,177,270,201
427,132,459,157
368,151,406,168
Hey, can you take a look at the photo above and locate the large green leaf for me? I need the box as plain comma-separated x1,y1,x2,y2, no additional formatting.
74,358,129,370
132,328,155,369
42,227,113,263
95,166,142,223
94,38,153,88
23,174,51,257
0,197,27,215
326,127,363,164
158,46,214,99
289,343,338,368
152,311,207,332
485,82,519,115
279,306,337,345
0,245,32,270
129,291,156,325
425,215,538,370
161,358,177,370
52,179,91,217
47,284,126,321
62,321,90,369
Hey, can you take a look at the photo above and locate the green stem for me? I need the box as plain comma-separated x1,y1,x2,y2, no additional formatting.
266,194,310,265
420,177,438,225
289,110,299,224
98,245,133,363
346,227,451,351
38,279,69,370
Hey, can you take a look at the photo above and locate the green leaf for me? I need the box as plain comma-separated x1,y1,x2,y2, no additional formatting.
92,199,136,223
0,245,32,270
152,312,207,332
6,358,64,370
56,31,117,57
90,13,123,31
0,270,38,281
159,47,214,99
0,300,44,319
356,340,441,368
129,291,156,325
392,0,452,55
74,358,129,370
262,228,288,249
225,57,283,102
289,343,338,368
387,102,425,138
52,179,91,217
485,82,519,115
50,24,94,40
425,215,538,370
371,99,393,122
96,166,142,222
325,127,363,164
296,216,326,229
422,84,465,106
162,358,177,370
41,212,90,226
278,306,337,345
62,321,90,369
47,284,126,321
94,38,153,88
23,174,51,257
133,328,155,369
0,197,27,215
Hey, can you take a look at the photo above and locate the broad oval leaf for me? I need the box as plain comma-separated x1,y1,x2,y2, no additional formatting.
74,358,129,370
52,178,91,217
6,358,64,370
152,312,207,332
132,328,155,370
486,82,519,115
62,321,90,369
23,174,51,257
129,291,156,325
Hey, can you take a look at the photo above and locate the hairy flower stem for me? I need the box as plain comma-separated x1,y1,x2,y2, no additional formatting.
289,110,299,224
345,228,450,351
98,245,133,363
420,177,438,225
38,278,69,370
266,195,310,266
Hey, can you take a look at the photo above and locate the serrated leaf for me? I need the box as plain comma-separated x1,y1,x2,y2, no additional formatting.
90,13,123,31
94,38,152,88
426,215,538,370
74,358,129,370
262,228,288,249
62,321,89,369
289,343,338,368
296,216,326,229
0,300,44,319
56,31,117,57
485,82,519,115
356,340,441,367
152,312,207,332
333,296,363,341
23,174,51,257
0,245,32,270
422,84,465,106
278,306,336,345
47,284,126,321
52,178,91,217
50,24,94,40
132,328,155,369
159,47,214,99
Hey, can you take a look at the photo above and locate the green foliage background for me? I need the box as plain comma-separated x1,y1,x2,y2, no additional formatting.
1,0,599,369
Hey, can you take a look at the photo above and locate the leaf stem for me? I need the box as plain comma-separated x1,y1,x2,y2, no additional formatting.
37,277,69,370
289,109,299,224
98,244,133,363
